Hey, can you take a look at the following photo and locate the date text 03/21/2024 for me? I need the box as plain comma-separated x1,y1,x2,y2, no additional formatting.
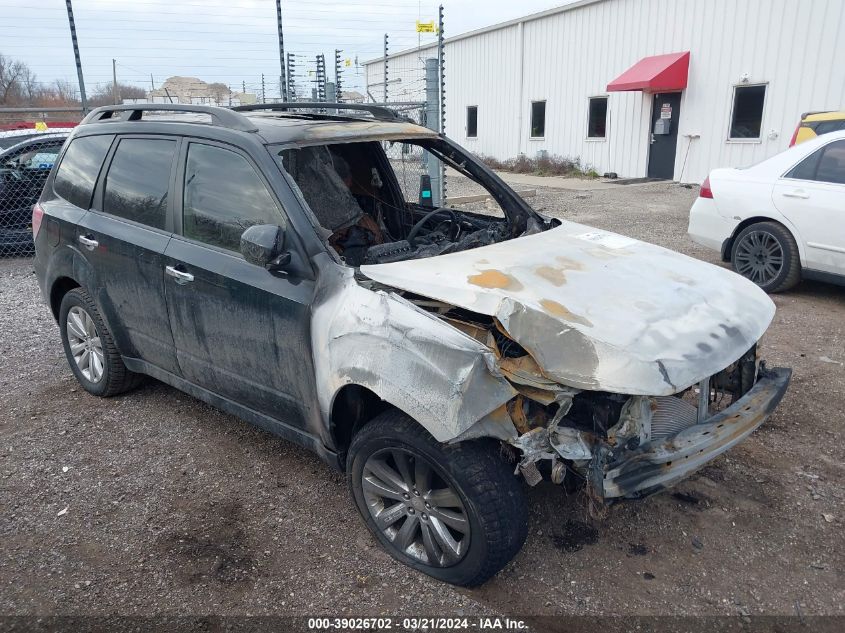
307,617,529,630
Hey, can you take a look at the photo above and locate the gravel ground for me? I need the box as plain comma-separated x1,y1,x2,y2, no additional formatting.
1,181,843,624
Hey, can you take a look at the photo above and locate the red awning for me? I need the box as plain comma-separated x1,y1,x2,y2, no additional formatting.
607,51,690,92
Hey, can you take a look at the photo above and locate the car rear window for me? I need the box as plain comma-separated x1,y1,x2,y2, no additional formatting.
103,138,176,230
53,135,113,209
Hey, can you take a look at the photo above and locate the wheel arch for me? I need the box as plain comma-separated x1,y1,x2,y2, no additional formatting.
49,276,81,320
329,383,394,457
723,216,805,264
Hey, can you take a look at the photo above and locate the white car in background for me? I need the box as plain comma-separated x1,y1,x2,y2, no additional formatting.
688,130,845,292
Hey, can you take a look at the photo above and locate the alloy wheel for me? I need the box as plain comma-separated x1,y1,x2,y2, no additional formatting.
361,447,470,567
734,230,784,286
66,306,105,383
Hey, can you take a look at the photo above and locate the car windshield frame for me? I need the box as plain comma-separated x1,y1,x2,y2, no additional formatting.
266,134,544,237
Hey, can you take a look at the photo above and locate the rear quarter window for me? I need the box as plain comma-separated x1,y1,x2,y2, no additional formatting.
53,135,113,209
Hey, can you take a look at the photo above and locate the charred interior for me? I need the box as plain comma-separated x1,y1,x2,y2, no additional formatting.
273,138,550,266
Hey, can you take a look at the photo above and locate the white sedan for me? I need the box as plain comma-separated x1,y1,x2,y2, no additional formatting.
688,130,845,292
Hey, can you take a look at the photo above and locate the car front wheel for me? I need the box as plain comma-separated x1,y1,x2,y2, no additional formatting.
347,410,528,587
731,221,801,293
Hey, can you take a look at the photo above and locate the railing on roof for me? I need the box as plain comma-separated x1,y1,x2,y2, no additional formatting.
233,102,408,122
79,104,258,133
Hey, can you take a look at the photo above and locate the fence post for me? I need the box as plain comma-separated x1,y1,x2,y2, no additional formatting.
425,58,442,207
383,34,389,104
275,0,287,101
438,4,446,202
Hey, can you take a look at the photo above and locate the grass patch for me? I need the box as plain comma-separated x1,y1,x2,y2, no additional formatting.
479,154,598,178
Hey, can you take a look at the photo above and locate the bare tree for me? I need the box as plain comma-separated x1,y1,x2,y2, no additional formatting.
53,79,79,104
0,53,30,104
88,82,147,107
0,53,60,106
207,82,230,105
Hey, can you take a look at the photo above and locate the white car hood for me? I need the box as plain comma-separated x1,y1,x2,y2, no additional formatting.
360,222,775,396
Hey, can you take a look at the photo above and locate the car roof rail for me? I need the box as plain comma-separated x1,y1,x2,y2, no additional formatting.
80,104,259,133
232,102,405,122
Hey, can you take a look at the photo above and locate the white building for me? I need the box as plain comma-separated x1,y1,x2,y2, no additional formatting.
364,0,845,183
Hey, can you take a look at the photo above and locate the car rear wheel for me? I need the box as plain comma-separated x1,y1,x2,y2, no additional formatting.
59,288,143,397
731,221,801,293
347,409,528,587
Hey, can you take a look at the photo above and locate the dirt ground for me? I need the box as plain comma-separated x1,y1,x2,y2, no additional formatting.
1,181,843,625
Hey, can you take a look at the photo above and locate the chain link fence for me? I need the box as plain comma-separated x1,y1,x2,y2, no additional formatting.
380,103,438,204
0,131,76,258
0,108,81,257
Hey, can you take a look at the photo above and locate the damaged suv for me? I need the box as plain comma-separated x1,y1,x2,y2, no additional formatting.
34,104,791,586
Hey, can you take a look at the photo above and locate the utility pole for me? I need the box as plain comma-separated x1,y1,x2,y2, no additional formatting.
64,0,88,112
275,0,287,101
261,74,266,103
242,80,246,95
150,74,155,92
383,33,389,104
112,59,118,104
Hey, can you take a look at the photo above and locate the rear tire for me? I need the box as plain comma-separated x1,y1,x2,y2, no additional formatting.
347,410,528,587
731,221,801,293
59,288,143,397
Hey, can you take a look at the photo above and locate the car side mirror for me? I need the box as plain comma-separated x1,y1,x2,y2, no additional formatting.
240,224,291,271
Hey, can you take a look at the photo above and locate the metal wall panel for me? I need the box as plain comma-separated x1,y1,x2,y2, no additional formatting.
366,0,845,182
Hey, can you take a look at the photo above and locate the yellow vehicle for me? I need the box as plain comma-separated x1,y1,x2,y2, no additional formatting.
789,110,845,146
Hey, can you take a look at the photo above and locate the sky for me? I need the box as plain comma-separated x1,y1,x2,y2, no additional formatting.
2,0,568,98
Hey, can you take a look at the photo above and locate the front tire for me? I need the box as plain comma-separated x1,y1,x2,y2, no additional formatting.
347,410,528,587
59,288,142,397
731,221,801,293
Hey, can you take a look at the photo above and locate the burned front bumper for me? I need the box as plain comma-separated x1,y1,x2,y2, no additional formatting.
594,366,791,500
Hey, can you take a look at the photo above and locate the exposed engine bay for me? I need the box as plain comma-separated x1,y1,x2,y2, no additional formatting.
274,138,548,266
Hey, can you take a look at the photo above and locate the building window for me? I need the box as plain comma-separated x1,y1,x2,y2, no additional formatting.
587,97,607,138
530,100,546,138
729,84,766,139
466,106,478,138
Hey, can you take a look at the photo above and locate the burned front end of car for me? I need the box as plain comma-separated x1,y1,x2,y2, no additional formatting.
405,303,792,502
359,220,792,505
490,335,792,500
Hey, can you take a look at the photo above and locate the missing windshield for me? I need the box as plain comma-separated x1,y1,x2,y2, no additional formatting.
272,137,548,267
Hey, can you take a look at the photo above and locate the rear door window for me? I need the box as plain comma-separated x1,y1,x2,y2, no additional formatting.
815,140,845,184
103,138,176,230
53,134,113,209
786,140,845,185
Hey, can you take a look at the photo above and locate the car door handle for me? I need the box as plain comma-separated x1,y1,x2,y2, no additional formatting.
165,265,194,284
78,234,98,250
783,190,810,199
